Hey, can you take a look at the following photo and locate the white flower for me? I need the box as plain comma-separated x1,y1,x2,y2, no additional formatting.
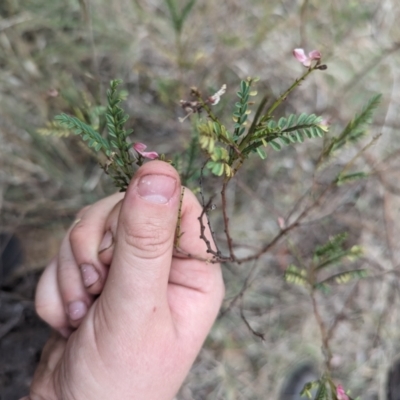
208,84,227,105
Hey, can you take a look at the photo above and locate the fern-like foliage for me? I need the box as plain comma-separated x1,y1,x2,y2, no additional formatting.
314,381,328,400
185,58,333,178
322,94,381,159
313,233,363,272
314,232,348,258
316,269,367,287
37,121,72,137
284,264,308,287
242,113,327,155
104,80,136,181
54,80,141,191
55,114,110,153
194,77,327,178
233,79,257,141
38,87,106,138
285,232,366,292
336,171,368,186
197,120,235,177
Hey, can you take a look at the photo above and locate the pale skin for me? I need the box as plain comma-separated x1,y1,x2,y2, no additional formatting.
23,161,224,400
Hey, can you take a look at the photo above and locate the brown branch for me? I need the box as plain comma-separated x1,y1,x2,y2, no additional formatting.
240,298,265,341
220,260,259,317
198,198,224,260
173,246,213,263
198,163,221,253
310,291,332,371
234,185,325,263
221,180,236,261
235,149,363,264
326,282,359,341
193,123,371,266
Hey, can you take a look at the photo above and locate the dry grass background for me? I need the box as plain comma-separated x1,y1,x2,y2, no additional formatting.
2,0,400,398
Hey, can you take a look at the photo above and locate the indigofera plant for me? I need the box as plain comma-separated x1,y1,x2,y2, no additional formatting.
48,49,380,400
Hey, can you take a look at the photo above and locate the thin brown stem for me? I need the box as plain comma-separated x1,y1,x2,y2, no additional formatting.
174,187,185,248
221,180,236,261
236,182,331,263
198,163,220,252
220,260,259,317
240,297,265,341
310,291,332,372
173,247,210,263
326,283,359,341
198,199,222,259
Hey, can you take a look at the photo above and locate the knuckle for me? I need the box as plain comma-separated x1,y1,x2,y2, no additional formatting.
122,218,171,258
69,221,87,243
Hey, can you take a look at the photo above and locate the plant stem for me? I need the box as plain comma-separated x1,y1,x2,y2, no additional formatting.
264,65,317,119
238,66,317,157
311,290,332,372
174,187,185,247
221,179,235,261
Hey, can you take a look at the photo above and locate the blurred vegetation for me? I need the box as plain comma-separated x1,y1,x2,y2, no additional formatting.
2,0,400,398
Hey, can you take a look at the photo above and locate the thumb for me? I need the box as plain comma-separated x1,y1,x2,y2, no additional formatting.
101,161,181,317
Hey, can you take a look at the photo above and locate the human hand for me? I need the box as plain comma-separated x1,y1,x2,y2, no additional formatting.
27,161,224,400
34,189,124,336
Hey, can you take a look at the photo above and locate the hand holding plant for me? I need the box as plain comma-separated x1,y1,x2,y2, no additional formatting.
48,49,380,400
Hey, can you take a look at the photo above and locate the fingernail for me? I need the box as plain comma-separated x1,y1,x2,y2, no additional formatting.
138,174,176,204
80,264,100,287
99,230,113,253
67,300,87,321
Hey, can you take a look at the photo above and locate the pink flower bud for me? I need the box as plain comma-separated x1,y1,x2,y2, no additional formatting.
336,384,350,400
293,48,321,67
133,143,159,160
277,217,286,230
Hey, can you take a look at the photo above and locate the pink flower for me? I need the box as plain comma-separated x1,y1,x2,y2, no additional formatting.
293,48,321,67
336,384,349,400
133,143,159,160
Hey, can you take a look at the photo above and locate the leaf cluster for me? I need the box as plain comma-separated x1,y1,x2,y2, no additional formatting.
284,233,366,293
197,120,235,177
309,94,382,190
301,376,354,400
194,69,329,178
55,80,138,191
321,94,381,161
244,113,326,155
233,79,257,141
37,92,106,138
37,120,72,138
